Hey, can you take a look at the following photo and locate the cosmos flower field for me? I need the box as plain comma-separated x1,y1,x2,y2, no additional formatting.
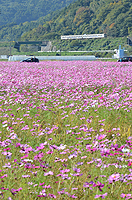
0,60,132,199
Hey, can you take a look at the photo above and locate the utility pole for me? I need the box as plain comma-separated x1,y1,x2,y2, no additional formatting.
10,42,11,56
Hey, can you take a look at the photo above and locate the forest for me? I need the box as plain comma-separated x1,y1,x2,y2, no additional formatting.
0,0,132,42
0,0,74,26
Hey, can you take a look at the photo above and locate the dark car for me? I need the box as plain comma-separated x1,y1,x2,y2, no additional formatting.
118,57,132,62
20,57,39,63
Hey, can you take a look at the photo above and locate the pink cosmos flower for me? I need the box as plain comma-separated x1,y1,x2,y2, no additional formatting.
60,169,70,173
97,134,106,140
39,182,45,186
21,125,29,130
46,151,53,154
42,185,51,188
108,173,120,183
44,171,54,176
72,188,78,190
3,148,11,151
81,156,87,159
21,154,28,159
69,194,78,198
22,175,30,178
99,128,104,132
39,189,46,196
0,174,8,179
95,193,107,198
120,193,132,199
48,194,56,198
72,167,81,173
11,187,22,192
93,182,104,191
128,162,132,166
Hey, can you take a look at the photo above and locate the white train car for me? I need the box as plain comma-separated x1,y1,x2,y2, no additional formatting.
61,34,106,40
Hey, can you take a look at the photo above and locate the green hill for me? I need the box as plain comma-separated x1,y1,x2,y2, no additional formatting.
20,0,132,41
0,0,132,45
0,0,75,26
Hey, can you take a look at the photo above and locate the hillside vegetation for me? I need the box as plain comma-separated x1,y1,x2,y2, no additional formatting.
0,0,74,26
0,0,132,48
20,0,132,41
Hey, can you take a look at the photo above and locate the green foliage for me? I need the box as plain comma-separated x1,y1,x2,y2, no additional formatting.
0,0,75,26
19,0,132,40
0,0,132,42
70,40,81,49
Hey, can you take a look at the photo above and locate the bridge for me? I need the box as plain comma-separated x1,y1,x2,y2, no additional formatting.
14,41,49,51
